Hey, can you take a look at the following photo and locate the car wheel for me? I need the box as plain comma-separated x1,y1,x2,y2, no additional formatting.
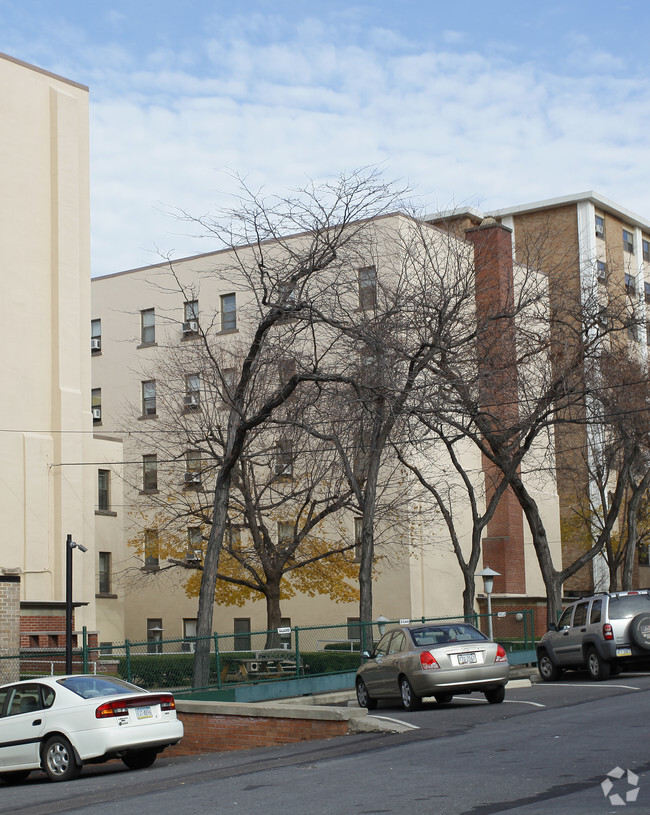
122,749,158,770
484,686,506,704
629,613,650,650
587,647,611,681
537,650,562,682
42,735,81,782
0,770,31,785
400,676,422,711
434,693,453,704
355,678,377,710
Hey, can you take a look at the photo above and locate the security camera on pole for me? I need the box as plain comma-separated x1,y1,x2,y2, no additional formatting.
65,534,87,673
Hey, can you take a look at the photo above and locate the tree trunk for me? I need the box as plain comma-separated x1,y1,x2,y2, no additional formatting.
622,471,650,589
264,577,283,648
192,469,231,688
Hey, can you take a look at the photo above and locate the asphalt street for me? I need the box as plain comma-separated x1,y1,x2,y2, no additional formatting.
2,672,650,815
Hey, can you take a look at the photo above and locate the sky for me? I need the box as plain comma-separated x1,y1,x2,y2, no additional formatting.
2,1,650,277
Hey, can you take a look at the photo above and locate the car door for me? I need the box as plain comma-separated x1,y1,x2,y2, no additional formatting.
378,631,407,695
550,606,576,666
554,602,589,665
0,683,49,771
364,632,394,695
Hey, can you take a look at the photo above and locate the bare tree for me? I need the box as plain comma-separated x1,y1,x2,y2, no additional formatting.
129,171,404,686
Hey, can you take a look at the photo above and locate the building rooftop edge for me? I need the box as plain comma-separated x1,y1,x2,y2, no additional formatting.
0,51,88,92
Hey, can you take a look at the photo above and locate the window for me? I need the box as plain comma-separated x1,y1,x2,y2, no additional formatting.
625,273,637,295
147,618,163,654
595,215,605,238
639,543,650,566
277,521,293,546
596,260,607,283
141,308,155,344
144,529,159,569
589,599,602,625
644,240,650,263
91,319,101,353
91,388,102,424
187,527,202,561
185,450,201,487
221,367,237,406
225,520,241,552
182,618,197,652
142,380,157,416
347,617,361,642
183,300,199,335
142,454,158,491
98,551,112,594
557,607,573,629
646,322,650,346
572,602,588,627
97,469,110,511
233,618,251,651
623,229,634,254
184,373,200,410
278,358,297,386
274,439,293,477
354,517,363,562
358,266,377,311
645,282,650,304
221,293,237,331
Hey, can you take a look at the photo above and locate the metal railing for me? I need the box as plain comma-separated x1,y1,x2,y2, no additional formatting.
1,609,535,692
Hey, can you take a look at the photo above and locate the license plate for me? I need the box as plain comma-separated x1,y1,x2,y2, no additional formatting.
616,648,632,657
457,653,477,665
135,706,153,719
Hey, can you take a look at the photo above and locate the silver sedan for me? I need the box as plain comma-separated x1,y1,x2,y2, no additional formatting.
356,622,510,710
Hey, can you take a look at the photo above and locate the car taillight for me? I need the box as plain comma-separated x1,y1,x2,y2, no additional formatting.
495,644,508,663
420,651,440,670
96,701,129,718
159,694,176,711
603,623,614,640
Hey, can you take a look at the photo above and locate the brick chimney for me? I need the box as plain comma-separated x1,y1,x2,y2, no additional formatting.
465,219,526,596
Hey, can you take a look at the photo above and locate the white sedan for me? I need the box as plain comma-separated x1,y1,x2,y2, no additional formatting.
0,674,183,783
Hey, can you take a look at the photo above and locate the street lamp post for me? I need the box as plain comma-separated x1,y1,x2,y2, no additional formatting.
65,534,87,673
476,566,501,640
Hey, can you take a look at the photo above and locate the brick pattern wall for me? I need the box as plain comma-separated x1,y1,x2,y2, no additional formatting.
168,712,348,756
0,576,20,684
466,222,526,594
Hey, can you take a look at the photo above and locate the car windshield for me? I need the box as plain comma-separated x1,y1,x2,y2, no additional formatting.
410,624,487,647
609,595,650,620
57,676,145,699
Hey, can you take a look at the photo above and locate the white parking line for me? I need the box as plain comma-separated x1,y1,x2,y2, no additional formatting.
542,683,640,690
369,715,420,729
504,700,546,707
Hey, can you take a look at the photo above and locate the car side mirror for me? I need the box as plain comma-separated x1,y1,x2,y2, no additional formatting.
547,623,557,632
361,650,373,659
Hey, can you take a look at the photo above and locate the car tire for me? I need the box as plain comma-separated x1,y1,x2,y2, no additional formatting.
484,686,506,704
42,735,81,782
355,678,377,710
434,693,453,704
0,770,31,785
537,650,562,682
629,613,650,650
400,676,422,711
587,646,611,681
122,749,158,770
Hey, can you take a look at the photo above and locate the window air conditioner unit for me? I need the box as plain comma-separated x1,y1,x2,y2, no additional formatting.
184,471,201,484
92,408,102,420
182,320,199,334
91,338,101,351
184,394,199,407
595,226,604,237
181,641,195,652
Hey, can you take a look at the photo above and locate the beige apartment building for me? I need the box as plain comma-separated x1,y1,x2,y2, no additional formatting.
90,213,561,646
433,193,650,596
0,53,124,653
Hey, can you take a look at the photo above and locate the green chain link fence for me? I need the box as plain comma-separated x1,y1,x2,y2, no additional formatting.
1,609,535,692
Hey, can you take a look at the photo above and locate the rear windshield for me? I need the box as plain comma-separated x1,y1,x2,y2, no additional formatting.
410,624,487,647
608,595,650,620
57,676,145,699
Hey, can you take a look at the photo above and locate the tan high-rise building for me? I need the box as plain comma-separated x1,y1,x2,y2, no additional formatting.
0,53,124,652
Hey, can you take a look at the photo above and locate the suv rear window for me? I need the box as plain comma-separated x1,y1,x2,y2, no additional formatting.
608,595,650,620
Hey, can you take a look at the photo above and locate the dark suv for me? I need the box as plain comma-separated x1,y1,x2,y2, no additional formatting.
537,590,650,681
